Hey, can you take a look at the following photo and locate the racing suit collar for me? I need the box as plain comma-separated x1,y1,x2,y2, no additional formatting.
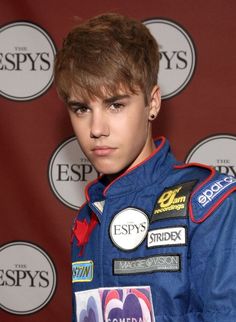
85,136,178,202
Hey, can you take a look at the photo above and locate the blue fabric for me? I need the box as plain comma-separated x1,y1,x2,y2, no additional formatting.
71,137,236,322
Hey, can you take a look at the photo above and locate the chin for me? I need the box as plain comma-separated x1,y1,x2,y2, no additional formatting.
97,168,121,176
94,164,125,177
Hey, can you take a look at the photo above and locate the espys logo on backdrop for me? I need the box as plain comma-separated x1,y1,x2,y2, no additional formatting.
143,18,196,99
185,134,236,177
0,241,56,315
48,137,99,210
0,21,56,101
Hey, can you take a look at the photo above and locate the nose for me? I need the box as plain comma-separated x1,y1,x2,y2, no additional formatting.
90,110,109,138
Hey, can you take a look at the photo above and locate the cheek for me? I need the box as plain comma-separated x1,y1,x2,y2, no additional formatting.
69,115,87,136
118,122,148,161
69,120,90,150
124,114,149,141
116,109,148,133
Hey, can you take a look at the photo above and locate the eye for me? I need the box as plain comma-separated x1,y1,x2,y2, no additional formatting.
69,104,90,115
109,102,125,111
76,106,90,114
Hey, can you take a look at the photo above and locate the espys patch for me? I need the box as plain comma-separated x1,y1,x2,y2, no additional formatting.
151,181,196,222
147,226,187,248
113,254,180,275
109,208,149,251
72,260,93,283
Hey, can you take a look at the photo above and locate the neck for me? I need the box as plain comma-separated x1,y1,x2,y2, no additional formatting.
105,137,156,184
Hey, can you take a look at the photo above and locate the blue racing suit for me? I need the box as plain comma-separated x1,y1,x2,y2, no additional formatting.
71,137,236,322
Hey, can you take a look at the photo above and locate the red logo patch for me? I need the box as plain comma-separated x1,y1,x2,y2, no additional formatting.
71,212,98,255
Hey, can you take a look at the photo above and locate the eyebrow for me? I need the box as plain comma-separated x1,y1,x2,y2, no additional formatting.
67,100,86,107
67,94,131,107
103,94,131,104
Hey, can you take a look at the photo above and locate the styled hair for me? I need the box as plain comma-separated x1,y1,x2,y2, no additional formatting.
54,13,159,103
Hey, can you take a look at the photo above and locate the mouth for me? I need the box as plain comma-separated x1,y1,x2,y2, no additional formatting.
91,146,116,156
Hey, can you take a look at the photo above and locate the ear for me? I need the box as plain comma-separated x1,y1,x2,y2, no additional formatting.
148,85,161,121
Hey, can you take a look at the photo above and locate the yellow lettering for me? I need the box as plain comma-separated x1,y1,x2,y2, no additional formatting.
158,187,182,208
173,196,186,204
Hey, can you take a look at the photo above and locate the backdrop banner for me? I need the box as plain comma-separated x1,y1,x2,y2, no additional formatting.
1,1,235,321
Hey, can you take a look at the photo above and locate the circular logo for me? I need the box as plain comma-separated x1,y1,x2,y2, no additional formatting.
109,208,149,251
185,134,236,177
48,137,99,210
0,241,56,315
143,18,196,99
0,21,56,101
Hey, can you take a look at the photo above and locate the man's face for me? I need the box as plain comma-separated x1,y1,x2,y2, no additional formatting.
67,87,160,177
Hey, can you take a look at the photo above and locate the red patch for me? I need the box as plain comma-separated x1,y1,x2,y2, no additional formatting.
71,212,98,255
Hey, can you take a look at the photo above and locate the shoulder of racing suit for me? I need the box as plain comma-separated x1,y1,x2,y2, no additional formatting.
174,163,236,223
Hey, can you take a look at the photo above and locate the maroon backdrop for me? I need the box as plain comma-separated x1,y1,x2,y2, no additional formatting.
1,0,235,321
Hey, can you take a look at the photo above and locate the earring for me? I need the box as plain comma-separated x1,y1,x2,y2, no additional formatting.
150,114,156,120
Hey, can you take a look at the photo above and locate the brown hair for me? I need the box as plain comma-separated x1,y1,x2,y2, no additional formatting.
54,13,159,103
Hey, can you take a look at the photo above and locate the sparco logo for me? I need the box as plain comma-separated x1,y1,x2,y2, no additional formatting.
0,21,56,101
197,176,236,207
48,137,99,210
109,208,149,251
143,18,196,99
0,241,56,315
185,134,236,177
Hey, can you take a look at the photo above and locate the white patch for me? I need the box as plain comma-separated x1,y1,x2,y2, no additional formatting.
147,226,186,247
109,208,149,251
93,200,105,214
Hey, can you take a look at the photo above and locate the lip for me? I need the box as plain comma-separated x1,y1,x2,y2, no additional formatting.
92,146,116,156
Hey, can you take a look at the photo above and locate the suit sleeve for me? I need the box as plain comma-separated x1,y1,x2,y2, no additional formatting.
190,192,236,322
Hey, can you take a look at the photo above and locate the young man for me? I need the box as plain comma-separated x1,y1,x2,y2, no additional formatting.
54,13,236,322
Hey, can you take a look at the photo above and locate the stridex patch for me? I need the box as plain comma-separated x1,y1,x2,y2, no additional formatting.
72,260,94,283
147,226,187,248
151,181,197,222
113,254,181,275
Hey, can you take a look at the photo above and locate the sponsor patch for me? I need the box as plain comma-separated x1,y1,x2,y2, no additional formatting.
147,226,187,248
72,260,93,283
113,254,180,275
151,181,196,222
196,176,236,207
109,208,149,251
75,286,155,322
